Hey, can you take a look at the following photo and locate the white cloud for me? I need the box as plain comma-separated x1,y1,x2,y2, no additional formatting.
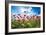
28,7,32,12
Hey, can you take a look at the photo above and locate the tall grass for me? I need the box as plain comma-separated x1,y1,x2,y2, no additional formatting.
11,18,40,29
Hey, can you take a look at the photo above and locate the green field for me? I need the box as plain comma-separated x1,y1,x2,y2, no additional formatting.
11,18,40,29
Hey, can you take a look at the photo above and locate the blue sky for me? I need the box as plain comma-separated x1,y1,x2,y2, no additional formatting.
11,6,41,16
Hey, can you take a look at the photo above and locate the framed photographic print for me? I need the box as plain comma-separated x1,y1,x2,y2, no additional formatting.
5,1,45,34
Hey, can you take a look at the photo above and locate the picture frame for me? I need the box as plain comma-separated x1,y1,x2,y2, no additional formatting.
5,1,45,34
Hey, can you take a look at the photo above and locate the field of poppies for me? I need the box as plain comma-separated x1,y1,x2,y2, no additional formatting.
11,14,40,29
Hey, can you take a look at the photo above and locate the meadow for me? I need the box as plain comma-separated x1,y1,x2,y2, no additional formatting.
11,14,40,29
